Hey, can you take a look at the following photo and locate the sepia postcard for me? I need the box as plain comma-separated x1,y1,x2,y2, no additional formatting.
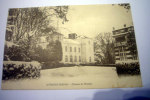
1,4,142,89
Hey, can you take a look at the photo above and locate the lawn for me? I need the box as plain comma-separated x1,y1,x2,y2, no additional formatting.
1,66,142,89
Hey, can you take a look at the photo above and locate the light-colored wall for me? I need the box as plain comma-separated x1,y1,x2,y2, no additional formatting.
61,38,95,64
61,41,81,64
81,38,95,64
36,35,95,64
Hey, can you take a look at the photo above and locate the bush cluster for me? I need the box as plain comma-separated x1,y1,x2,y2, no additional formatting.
2,61,41,80
116,62,140,75
4,41,30,61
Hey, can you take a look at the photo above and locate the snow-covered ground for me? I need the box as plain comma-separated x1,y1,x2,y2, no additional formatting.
1,66,142,89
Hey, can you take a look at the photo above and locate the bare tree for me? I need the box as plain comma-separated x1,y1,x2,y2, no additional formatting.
94,32,115,64
5,6,68,61
7,6,68,43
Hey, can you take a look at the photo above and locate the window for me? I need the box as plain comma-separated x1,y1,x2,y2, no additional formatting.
74,56,77,62
116,36,125,42
120,53,125,61
74,47,76,52
70,47,72,52
79,56,81,62
119,46,127,61
79,48,80,52
65,55,68,62
65,46,67,52
88,41,90,44
89,57,91,62
70,55,73,62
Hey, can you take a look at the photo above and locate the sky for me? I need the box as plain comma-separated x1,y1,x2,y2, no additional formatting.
56,4,133,38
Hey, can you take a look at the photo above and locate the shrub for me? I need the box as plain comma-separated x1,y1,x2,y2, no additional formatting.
116,62,140,75
33,40,62,63
2,61,41,80
4,41,30,61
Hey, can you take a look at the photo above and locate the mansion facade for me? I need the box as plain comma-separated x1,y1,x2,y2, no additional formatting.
37,33,95,65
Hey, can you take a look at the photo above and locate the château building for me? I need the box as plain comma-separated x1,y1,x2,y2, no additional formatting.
112,25,139,64
37,33,95,65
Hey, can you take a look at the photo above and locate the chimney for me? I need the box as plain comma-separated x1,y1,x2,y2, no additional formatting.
68,33,77,39
113,27,115,31
124,24,126,27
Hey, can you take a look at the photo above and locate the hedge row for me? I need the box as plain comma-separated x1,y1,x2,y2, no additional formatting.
116,62,140,75
2,61,41,80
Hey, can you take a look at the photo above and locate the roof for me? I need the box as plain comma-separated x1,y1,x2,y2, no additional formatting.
63,39,80,44
50,32,63,36
76,35,92,39
113,26,134,32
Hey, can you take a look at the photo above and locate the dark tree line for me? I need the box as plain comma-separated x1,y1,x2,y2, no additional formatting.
32,40,63,69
